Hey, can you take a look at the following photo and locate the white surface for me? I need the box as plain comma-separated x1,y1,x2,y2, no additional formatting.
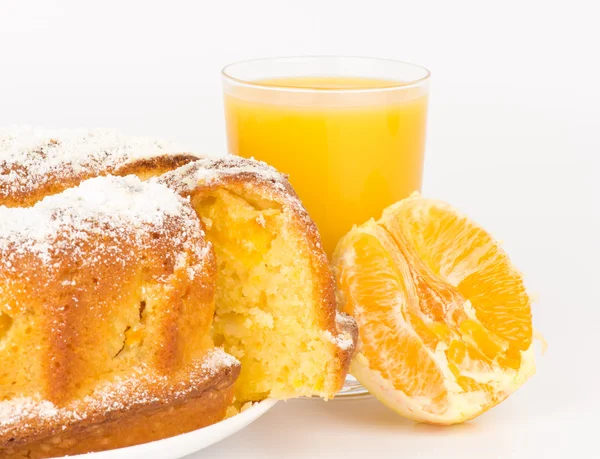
1,1,599,458
68,399,277,459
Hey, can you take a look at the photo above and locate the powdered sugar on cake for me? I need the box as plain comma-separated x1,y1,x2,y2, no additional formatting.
0,126,190,199
155,156,310,228
0,349,239,438
0,172,238,444
0,175,209,270
156,156,327,285
328,313,359,351
156,156,289,194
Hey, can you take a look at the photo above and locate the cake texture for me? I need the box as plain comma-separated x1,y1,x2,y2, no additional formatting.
0,176,239,458
0,126,200,207
157,156,358,402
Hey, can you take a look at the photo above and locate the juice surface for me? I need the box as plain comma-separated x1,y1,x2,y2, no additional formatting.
255,76,405,89
224,76,428,255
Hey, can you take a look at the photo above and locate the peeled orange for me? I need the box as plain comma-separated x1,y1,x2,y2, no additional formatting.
333,194,535,424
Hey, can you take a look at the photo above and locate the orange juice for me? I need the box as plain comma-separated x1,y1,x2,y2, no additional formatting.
224,76,428,255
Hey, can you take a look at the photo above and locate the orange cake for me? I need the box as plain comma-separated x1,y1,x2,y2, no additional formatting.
0,126,199,207
0,176,240,458
157,157,358,402
0,129,358,456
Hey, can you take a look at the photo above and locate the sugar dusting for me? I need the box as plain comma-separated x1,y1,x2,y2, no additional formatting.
0,349,239,438
0,126,190,199
0,175,209,270
156,156,289,194
328,313,358,351
0,174,236,442
155,156,310,228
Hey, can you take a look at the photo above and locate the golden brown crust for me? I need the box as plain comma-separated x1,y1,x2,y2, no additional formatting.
114,154,202,181
0,177,215,403
0,176,236,458
0,352,240,459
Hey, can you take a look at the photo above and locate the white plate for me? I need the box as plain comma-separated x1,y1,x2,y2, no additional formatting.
67,399,278,459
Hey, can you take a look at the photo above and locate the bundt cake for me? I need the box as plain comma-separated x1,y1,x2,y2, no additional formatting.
0,126,200,207
0,128,358,457
157,156,358,402
0,175,239,458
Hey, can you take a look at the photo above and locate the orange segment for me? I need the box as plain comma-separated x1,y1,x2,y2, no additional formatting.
338,223,447,411
333,195,535,424
382,198,532,351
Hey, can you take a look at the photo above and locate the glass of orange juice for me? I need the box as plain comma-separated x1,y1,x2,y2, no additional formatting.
222,57,430,258
222,57,430,397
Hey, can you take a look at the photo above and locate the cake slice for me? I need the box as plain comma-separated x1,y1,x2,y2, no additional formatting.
0,176,239,458
157,156,358,402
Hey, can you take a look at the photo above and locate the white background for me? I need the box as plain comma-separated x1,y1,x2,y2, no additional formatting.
1,1,599,458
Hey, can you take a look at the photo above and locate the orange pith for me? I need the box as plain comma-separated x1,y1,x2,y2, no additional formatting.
333,195,535,424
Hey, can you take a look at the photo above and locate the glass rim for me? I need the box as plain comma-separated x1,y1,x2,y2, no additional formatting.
221,56,430,94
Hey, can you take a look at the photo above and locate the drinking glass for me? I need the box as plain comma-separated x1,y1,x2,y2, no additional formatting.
222,56,430,397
